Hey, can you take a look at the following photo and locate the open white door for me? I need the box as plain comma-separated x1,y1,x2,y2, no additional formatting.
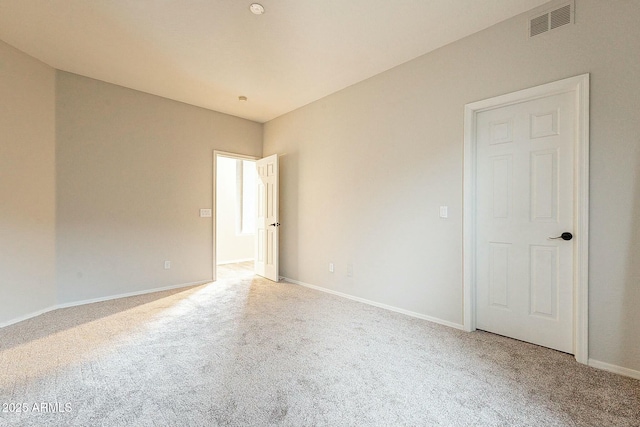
254,154,279,281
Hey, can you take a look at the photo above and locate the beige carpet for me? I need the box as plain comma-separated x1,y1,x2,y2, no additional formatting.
1,271,639,426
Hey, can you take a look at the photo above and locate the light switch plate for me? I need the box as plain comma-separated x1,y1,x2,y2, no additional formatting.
200,209,212,217
439,206,448,218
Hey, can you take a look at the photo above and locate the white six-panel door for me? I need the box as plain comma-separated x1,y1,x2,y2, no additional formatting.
255,154,279,282
475,91,576,353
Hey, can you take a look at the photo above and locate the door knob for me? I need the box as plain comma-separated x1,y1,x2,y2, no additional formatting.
548,232,572,241
269,223,281,227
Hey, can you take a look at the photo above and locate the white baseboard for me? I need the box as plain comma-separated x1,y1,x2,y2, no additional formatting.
6,276,638,382
56,280,211,309
281,276,465,331
0,305,58,328
588,358,640,380
0,280,211,328
217,258,254,265
282,278,640,381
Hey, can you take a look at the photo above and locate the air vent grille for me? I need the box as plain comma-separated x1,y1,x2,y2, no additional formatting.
550,4,571,29
529,2,573,38
530,14,550,37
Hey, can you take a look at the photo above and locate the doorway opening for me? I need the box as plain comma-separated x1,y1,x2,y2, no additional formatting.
214,152,258,281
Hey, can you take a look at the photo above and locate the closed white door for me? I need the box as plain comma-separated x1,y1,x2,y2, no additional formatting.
255,154,279,282
475,91,576,353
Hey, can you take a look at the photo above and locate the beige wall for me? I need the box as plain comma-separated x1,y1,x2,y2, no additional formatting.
55,72,262,303
0,41,56,325
216,156,255,264
264,0,640,372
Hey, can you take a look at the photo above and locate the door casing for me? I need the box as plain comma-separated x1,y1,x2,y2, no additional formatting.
463,74,590,364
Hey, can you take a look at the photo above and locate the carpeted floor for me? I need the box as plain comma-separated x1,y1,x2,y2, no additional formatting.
1,269,639,426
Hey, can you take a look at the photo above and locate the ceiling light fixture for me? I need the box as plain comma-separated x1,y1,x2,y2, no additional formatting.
238,96,248,101
249,3,265,15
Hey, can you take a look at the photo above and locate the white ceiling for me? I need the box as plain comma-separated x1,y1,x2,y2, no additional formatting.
0,0,548,123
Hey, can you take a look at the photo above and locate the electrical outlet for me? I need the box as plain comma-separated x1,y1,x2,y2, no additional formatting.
200,209,212,217
329,262,334,273
164,260,171,269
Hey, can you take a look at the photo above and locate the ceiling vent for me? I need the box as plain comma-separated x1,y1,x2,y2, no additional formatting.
529,2,574,38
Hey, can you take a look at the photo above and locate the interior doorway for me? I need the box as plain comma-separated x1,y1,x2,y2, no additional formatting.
214,151,258,281
463,74,590,363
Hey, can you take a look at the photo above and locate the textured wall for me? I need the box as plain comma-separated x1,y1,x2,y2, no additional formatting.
264,0,640,372
56,72,262,303
0,41,56,324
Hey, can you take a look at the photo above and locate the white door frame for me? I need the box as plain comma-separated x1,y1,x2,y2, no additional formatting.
212,150,259,281
463,74,590,364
